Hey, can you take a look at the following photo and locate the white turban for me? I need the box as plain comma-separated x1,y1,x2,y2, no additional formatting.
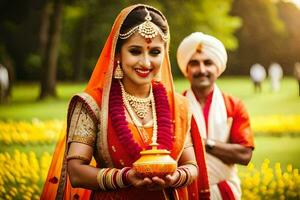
177,32,227,77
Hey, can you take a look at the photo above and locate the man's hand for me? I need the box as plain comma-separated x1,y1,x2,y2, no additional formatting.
204,138,253,165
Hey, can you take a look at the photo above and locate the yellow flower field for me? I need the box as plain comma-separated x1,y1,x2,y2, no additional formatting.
0,150,52,200
240,159,300,200
1,115,299,146
0,119,63,145
251,115,300,135
0,151,299,199
0,117,300,199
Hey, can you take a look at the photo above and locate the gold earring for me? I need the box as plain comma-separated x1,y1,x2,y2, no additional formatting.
114,60,123,79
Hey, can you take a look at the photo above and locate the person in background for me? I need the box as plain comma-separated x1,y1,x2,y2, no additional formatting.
268,62,283,92
0,64,9,103
41,4,207,200
177,32,255,200
250,63,266,93
294,62,300,97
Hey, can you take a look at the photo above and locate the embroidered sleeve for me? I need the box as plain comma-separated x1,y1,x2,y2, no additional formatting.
68,101,97,147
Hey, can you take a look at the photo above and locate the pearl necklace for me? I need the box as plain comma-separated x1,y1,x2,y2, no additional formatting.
120,81,158,145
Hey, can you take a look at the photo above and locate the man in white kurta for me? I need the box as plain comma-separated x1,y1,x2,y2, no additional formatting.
268,62,283,92
177,32,255,200
250,63,266,93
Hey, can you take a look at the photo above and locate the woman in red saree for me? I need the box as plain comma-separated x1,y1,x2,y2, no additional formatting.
41,4,208,200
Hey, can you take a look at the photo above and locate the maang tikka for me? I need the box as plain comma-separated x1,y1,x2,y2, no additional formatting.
114,60,124,79
119,7,168,41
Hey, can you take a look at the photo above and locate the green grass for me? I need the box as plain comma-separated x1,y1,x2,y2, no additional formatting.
175,76,300,117
0,82,85,120
250,136,300,169
1,77,300,120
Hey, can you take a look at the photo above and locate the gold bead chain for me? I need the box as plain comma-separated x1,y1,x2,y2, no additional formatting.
120,81,158,145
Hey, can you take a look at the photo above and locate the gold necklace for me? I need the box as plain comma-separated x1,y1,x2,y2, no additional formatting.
122,83,153,119
120,81,158,145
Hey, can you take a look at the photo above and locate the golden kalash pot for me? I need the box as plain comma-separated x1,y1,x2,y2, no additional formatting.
133,143,177,178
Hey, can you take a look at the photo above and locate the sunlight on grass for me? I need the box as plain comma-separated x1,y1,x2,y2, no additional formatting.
0,77,299,120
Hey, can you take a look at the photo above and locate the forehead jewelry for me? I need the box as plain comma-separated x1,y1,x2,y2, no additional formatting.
119,7,168,41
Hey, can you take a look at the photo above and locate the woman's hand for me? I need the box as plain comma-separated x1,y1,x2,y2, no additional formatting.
146,171,180,191
127,169,153,188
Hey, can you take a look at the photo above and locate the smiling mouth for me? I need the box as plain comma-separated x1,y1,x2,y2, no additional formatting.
135,68,152,78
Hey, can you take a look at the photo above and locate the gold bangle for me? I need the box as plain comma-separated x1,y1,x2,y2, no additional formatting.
180,167,189,186
97,168,107,190
106,169,117,189
66,154,90,163
172,169,182,187
185,167,193,185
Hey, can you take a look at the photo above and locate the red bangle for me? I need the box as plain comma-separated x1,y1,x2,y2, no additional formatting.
122,167,131,186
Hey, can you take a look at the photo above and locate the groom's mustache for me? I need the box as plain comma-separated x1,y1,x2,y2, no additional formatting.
193,72,209,78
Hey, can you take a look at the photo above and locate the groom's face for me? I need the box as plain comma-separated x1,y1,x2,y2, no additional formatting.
186,52,218,89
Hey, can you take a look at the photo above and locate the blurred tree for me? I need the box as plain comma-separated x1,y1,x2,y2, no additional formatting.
0,0,243,83
58,0,127,81
276,1,300,74
39,0,52,61
0,0,42,80
229,0,286,75
39,0,63,99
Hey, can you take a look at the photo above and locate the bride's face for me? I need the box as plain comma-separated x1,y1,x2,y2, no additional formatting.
119,32,165,88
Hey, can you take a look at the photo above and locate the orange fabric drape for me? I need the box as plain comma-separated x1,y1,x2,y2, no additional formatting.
40,126,96,200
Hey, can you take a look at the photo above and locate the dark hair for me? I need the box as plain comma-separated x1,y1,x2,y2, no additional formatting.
116,6,168,53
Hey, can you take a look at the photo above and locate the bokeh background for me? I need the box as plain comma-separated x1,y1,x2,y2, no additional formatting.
0,0,300,199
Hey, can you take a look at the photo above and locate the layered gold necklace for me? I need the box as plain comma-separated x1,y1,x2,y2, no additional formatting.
121,82,153,119
120,81,158,145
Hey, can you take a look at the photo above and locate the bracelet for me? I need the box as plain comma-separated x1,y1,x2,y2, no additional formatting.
180,167,189,186
183,167,193,185
97,168,108,190
96,167,131,191
172,169,182,187
172,168,187,188
121,167,131,186
171,166,194,188
66,154,90,163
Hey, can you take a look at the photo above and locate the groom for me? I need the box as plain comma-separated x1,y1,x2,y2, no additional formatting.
177,32,255,200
